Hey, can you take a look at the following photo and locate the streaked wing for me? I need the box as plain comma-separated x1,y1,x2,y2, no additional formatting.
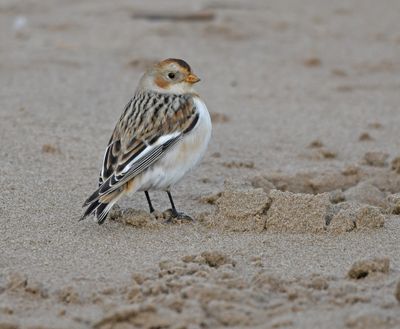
84,92,199,206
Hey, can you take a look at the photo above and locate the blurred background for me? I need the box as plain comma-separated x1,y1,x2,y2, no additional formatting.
1,0,400,208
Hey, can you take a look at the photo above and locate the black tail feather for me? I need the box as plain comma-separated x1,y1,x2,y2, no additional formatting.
82,188,100,207
82,175,114,207
95,202,111,225
79,200,100,221
80,199,112,224
81,177,120,223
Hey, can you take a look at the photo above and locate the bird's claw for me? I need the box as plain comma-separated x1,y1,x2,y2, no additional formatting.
164,208,194,223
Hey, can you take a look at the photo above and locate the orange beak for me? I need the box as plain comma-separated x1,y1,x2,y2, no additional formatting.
185,73,201,84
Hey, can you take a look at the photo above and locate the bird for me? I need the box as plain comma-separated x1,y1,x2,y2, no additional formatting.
80,58,212,224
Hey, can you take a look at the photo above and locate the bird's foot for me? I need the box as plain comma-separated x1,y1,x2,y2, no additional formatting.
164,208,194,223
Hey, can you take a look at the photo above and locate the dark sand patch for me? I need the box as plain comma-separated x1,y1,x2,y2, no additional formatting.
391,157,400,174
386,193,400,215
359,132,373,141
363,152,389,167
348,257,390,280
222,160,255,169
395,281,400,303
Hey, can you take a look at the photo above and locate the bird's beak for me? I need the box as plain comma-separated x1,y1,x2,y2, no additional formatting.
185,73,201,84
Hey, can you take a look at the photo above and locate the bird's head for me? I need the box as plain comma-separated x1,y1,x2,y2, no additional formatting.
138,58,200,94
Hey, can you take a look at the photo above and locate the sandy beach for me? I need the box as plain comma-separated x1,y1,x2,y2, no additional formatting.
1,0,400,328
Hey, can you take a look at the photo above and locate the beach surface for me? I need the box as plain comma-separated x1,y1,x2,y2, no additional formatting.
1,0,400,328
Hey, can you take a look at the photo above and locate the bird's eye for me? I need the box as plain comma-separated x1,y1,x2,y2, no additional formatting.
167,72,176,79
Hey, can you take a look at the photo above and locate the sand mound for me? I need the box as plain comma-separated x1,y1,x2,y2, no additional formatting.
202,185,270,232
391,157,400,174
387,194,400,214
250,166,400,219
348,257,390,279
365,171,400,194
92,253,399,329
102,166,400,234
93,252,255,329
328,203,385,233
181,251,236,268
265,190,331,233
203,185,387,234
109,205,192,227
344,181,388,208
395,280,400,303
2,255,399,329
93,253,287,329
56,286,81,304
5,273,48,299
299,147,338,160
363,152,389,167
109,205,160,228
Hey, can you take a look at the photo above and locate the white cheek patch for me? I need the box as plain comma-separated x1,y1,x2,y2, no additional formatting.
167,82,194,94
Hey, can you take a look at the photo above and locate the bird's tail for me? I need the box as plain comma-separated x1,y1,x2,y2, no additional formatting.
80,188,123,225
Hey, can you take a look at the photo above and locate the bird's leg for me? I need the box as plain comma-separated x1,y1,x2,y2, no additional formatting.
165,190,193,221
166,190,178,216
144,191,155,213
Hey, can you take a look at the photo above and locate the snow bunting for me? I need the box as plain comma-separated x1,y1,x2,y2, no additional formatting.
81,58,212,224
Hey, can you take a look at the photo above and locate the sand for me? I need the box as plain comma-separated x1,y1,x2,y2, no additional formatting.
1,0,400,328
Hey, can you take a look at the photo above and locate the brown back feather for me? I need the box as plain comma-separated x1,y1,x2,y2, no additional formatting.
100,92,198,184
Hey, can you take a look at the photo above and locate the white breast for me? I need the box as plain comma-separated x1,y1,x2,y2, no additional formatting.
136,96,212,191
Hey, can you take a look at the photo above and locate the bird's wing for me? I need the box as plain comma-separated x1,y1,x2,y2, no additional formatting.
84,92,199,206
